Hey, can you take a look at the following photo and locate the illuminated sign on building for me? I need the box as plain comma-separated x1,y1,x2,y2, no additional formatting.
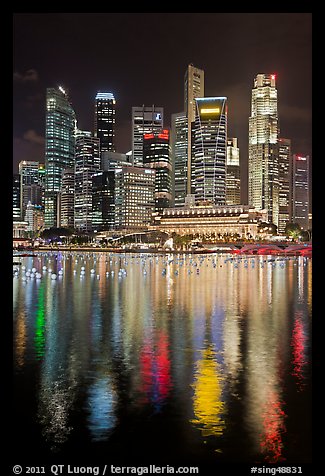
200,108,220,114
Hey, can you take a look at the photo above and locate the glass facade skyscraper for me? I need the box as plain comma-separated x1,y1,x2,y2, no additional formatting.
74,131,100,232
92,171,115,231
226,138,241,206
19,160,42,218
171,112,188,207
94,92,116,153
184,64,204,195
291,154,310,230
143,129,172,213
193,97,227,206
60,167,75,228
13,174,21,221
45,87,76,228
278,138,291,234
115,166,155,230
248,74,279,227
132,105,163,167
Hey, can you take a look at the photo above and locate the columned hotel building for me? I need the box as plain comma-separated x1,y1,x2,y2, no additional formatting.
152,204,268,239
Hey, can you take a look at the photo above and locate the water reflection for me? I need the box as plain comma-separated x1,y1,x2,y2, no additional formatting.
291,310,308,391
191,344,225,439
13,252,312,462
87,376,117,441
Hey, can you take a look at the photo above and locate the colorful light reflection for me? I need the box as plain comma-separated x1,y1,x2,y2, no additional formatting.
191,345,225,439
291,311,307,391
34,282,46,359
260,389,286,463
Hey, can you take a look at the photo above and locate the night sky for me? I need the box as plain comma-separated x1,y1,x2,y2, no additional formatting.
13,12,312,202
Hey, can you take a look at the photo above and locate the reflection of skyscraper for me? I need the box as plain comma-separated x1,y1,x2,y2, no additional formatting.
132,105,163,167
171,112,188,207
184,64,205,195
193,97,227,205
226,138,241,205
94,92,116,153
276,138,291,234
191,345,225,438
291,154,310,230
45,87,76,228
249,74,279,227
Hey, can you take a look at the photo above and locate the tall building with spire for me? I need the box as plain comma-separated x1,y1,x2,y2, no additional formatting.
184,64,204,195
45,86,76,228
248,74,279,227
94,92,116,153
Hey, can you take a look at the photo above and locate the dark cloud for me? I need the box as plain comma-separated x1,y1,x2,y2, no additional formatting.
13,133,45,166
23,129,45,145
13,68,39,83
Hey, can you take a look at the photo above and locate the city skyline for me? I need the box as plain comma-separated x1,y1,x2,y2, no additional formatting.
13,13,312,203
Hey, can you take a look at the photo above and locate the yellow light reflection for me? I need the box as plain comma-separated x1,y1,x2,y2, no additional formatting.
191,345,225,438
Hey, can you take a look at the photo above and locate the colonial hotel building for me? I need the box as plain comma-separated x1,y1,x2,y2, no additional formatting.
152,201,268,239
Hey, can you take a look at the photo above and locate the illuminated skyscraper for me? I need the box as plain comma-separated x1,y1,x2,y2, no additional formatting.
171,112,188,207
94,92,116,153
278,138,291,234
115,166,155,230
132,105,163,166
184,64,204,194
13,174,21,220
226,138,241,205
45,86,76,228
193,97,227,205
74,130,100,232
248,74,279,227
143,129,172,212
92,171,115,231
19,160,43,217
291,154,310,230
60,167,75,228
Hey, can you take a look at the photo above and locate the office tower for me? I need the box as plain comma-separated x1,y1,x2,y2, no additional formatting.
92,171,115,231
115,166,155,229
38,163,46,209
13,174,21,220
24,201,44,234
226,138,241,206
143,129,172,212
171,112,188,207
291,154,310,230
45,86,76,228
248,74,279,227
193,97,227,205
74,131,100,232
184,64,204,194
19,160,42,217
60,167,75,228
101,151,133,171
132,105,163,166
278,138,291,234
94,92,116,153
